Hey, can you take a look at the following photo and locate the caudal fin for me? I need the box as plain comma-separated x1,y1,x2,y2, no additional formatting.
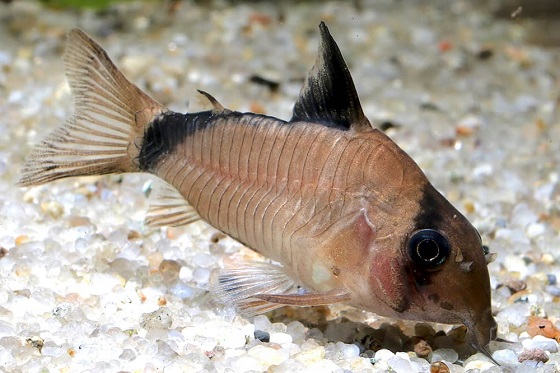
18,28,165,187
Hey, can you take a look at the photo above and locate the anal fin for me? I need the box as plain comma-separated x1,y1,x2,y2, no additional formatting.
214,260,350,316
145,179,201,227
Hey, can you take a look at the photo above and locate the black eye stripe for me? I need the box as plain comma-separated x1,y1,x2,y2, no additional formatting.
408,229,450,270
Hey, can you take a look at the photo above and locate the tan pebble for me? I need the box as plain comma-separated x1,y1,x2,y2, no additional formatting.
14,267,29,277
15,235,29,246
463,201,475,214
67,348,75,357
14,289,31,297
41,201,64,219
430,361,450,373
158,296,167,306
294,346,325,365
159,259,181,283
166,227,181,240
504,46,533,67
541,253,555,265
67,216,91,227
147,252,163,268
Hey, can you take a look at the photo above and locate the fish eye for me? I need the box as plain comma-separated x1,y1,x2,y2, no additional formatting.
408,229,450,270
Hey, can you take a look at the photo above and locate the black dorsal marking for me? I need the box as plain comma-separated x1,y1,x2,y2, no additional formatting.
138,110,286,172
290,22,370,132
138,111,214,171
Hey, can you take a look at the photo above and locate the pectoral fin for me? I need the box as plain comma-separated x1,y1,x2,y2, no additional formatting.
215,260,350,316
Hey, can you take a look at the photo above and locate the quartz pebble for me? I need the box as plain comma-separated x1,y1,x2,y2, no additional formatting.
431,348,458,364
492,348,519,365
269,332,293,345
522,336,558,353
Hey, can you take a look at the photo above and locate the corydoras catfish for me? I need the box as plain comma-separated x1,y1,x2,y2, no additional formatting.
18,23,497,358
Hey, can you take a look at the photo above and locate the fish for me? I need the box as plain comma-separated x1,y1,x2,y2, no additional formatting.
18,23,497,359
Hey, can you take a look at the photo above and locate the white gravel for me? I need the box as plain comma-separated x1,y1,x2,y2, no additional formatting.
1,1,560,372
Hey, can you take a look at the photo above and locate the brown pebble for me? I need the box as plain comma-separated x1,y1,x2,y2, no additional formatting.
455,124,475,137
447,325,468,343
412,337,432,358
518,348,549,363
504,279,527,293
26,337,44,353
159,259,181,284
127,230,141,240
67,348,76,357
210,232,227,244
0,246,7,259
158,296,167,306
430,361,450,373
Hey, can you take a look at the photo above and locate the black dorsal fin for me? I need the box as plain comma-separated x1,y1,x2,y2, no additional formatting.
290,22,371,131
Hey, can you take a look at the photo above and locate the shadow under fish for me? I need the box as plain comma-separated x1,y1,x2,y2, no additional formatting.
18,22,499,363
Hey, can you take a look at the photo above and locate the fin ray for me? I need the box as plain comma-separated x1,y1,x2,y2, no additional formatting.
215,261,302,315
145,179,201,227
215,260,350,316
18,28,164,187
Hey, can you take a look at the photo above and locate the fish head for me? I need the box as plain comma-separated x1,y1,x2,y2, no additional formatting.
402,183,497,350
356,177,497,355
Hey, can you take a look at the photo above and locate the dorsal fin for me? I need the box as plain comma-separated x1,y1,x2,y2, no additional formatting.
290,22,371,132
197,90,229,114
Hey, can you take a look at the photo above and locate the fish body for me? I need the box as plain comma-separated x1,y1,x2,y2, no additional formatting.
19,23,497,357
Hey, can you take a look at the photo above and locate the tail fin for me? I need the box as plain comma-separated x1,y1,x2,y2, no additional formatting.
18,28,165,187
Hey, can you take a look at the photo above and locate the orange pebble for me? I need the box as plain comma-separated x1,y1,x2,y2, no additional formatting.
527,316,560,341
